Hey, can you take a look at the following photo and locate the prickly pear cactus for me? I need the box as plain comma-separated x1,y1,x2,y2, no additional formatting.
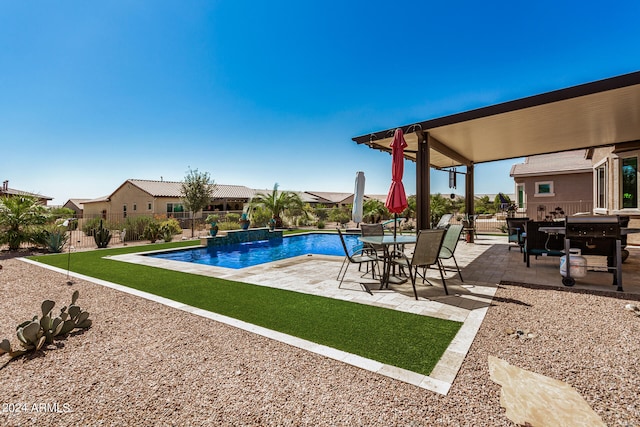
1,291,92,359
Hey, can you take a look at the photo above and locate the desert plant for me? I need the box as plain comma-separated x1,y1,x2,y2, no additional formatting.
43,226,69,253
159,217,182,235
0,291,91,359
0,195,50,250
143,221,162,243
248,183,303,228
161,224,174,242
205,214,220,224
121,216,154,241
218,221,241,231
226,213,240,223
328,207,351,226
82,217,103,236
93,220,112,248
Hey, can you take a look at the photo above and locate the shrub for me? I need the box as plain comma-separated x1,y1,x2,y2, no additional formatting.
317,220,325,229
82,217,116,236
226,213,240,223
218,221,241,231
250,206,271,228
143,221,162,243
121,216,154,241
159,217,182,235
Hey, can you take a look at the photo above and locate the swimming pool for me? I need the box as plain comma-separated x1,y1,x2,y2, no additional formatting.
148,233,362,269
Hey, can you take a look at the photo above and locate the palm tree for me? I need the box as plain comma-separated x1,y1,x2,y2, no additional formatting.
362,198,388,223
249,184,303,228
0,195,49,250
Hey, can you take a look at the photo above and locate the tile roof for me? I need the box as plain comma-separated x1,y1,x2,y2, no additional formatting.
304,191,354,204
0,188,52,200
510,150,592,177
126,179,256,199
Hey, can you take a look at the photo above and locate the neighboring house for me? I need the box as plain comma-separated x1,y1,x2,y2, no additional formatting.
303,191,355,207
0,180,53,206
63,198,92,217
82,179,256,220
510,150,593,220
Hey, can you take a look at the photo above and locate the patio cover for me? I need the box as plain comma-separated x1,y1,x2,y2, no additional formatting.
352,71,640,232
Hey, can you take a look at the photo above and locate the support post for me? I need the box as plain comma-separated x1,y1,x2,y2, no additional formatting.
465,162,475,243
416,131,430,230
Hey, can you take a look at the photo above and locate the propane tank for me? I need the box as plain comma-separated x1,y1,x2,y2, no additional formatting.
560,248,587,278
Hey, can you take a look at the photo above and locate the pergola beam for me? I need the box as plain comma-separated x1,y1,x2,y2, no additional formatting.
428,134,472,167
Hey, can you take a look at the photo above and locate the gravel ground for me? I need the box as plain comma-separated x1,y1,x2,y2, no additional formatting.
0,257,639,426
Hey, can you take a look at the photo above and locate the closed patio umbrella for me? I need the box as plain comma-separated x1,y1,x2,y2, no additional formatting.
352,171,365,226
385,128,408,238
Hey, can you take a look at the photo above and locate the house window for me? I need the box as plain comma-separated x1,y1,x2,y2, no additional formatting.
133,203,137,211
595,162,607,209
516,184,525,208
621,157,638,208
167,203,184,213
148,203,152,210
534,181,554,197
123,204,127,218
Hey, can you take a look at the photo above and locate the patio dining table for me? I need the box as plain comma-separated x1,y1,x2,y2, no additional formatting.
359,234,417,289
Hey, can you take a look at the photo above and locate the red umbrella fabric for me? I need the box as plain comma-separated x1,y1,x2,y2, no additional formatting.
385,128,408,214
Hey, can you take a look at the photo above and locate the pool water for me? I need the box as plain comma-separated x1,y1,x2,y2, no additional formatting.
148,233,362,269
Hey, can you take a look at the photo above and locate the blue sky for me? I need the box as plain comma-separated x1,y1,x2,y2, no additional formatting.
1,1,639,205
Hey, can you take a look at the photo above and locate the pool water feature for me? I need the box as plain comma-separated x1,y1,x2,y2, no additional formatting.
148,233,362,269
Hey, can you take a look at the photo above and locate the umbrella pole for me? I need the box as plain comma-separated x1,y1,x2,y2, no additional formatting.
393,213,397,239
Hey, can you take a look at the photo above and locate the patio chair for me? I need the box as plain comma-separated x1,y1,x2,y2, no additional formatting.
435,213,453,229
524,220,565,267
438,224,464,282
392,229,448,300
506,217,529,252
360,223,384,252
359,223,385,273
336,228,379,295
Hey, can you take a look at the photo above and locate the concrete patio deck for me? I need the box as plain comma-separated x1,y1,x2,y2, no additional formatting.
43,234,639,396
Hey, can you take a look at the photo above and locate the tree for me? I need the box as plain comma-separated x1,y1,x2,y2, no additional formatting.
474,195,495,215
401,195,417,221
362,199,388,223
429,193,451,228
248,183,303,228
180,168,216,237
0,195,49,250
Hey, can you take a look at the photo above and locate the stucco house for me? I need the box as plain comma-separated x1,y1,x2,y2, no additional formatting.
63,198,92,217
0,180,53,206
82,179,256,221
510,150,593,220
589,143,640,216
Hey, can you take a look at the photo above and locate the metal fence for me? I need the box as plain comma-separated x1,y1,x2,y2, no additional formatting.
5,200,596,251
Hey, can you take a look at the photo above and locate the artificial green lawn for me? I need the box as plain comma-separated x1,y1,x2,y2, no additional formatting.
30,241,462,376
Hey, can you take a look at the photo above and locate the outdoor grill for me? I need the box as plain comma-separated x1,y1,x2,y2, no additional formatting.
563,216,623,291
565,215,621,239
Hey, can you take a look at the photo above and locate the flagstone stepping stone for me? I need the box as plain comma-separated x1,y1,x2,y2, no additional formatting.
488,356,605,427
